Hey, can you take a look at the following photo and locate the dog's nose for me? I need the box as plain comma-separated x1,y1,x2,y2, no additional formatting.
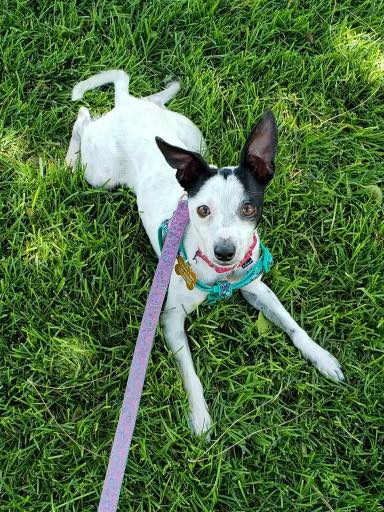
214,241,236,262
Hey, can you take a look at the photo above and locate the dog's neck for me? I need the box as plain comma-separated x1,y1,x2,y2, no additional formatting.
182,224,261,286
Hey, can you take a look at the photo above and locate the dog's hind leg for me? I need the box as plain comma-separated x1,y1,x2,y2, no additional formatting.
144,81,180,107
65,107,91,168
241,281,344,381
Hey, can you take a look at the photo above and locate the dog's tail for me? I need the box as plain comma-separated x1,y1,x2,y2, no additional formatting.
71,70,129,104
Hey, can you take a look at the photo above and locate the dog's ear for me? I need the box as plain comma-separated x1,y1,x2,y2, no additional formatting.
155,137,209,191
240,110,278,185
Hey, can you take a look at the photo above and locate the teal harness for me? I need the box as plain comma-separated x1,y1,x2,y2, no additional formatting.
158,220,273,304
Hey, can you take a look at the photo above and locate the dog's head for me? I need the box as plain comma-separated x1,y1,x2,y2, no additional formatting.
156,110,277,267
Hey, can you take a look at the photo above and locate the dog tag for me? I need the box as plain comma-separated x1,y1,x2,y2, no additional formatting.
175,256,197,290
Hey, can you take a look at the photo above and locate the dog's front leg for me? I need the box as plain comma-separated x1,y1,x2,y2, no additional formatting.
162,276,212,437
241,280,344,381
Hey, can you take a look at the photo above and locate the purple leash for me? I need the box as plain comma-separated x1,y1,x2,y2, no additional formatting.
98,200,189,512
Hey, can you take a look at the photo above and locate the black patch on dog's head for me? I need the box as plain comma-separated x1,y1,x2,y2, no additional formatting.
186,168,218,197
189,167,235,196
218,168,233,179
234,110,278,224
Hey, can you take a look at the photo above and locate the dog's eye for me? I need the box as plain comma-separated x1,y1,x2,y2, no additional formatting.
242,202,256,217
197,205,211,218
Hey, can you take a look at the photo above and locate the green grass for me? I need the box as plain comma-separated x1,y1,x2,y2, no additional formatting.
1,0,384,510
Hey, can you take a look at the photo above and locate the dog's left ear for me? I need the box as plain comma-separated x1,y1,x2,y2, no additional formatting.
240,110,278,185
155,137,209,191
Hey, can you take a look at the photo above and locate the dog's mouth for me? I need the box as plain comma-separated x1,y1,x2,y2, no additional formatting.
213,258,236,267
195,235,257,274
211,255,241,273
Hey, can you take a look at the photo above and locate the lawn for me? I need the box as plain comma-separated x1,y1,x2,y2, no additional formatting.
1,0,383,510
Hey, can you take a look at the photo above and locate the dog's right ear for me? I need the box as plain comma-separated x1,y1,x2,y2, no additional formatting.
155,137,209,192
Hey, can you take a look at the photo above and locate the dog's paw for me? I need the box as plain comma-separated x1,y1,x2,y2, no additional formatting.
188,401,213,440
310,346,345,382
292,331,345,382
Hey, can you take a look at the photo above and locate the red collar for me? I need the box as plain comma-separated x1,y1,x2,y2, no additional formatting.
194,234,258,274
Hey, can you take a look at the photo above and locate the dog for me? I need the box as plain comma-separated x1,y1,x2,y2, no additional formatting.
66,70,344,436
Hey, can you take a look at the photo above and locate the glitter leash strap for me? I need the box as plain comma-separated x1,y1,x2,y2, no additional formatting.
98,200,189,512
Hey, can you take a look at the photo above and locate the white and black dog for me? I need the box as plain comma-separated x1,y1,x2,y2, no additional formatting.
66,70,344,436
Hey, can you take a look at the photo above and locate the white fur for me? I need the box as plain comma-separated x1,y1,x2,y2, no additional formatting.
66,70,344,437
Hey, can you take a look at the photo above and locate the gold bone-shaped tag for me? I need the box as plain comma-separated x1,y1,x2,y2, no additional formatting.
175,256,197,290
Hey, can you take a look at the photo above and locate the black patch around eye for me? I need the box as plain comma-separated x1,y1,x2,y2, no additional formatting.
233,166,265,225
